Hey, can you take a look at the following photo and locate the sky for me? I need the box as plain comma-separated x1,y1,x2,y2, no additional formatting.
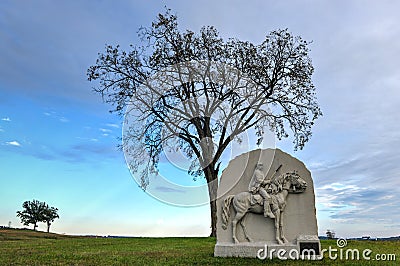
1,0,399,238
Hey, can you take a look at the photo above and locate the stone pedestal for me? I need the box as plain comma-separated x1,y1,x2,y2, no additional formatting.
215,235,320,259
214,242,297,258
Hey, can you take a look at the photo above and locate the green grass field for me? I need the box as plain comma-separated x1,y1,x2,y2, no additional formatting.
0,229,398,265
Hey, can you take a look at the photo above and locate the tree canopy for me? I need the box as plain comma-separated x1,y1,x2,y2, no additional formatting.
16,199,59,232
42,205,59,233
87,9,322,236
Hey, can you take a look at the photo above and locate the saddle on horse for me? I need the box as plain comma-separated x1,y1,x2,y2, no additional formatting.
250,194,264,206
250,193,279,213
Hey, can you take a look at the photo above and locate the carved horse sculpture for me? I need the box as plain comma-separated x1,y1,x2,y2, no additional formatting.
221,171,307,244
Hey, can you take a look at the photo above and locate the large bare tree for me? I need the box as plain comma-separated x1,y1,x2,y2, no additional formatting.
87,10,322,237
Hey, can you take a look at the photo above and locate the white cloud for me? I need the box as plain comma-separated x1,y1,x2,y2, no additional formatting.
106,123,119,128
6,141,21,147
59,117,69,123
318,183,360,192
100,128,112,133
1,117,11,122
43,111,69,123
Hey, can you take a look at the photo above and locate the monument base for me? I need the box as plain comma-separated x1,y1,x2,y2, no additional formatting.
214,242,296,258
214,236,321,260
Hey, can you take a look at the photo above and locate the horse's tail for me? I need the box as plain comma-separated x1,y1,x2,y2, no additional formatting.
221,195,234,230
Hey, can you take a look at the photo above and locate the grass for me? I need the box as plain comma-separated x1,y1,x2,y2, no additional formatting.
0,228,398,265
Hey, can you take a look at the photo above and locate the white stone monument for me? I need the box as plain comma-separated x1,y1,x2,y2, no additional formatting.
214,149,320,259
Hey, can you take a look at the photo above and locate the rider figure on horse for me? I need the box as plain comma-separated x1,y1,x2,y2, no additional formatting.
248,163,275,219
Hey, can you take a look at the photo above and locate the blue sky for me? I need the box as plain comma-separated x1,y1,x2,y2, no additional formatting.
1,0,399,238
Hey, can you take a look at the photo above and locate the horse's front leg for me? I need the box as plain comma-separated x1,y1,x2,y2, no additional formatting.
279,211,288,243
274,209,283,245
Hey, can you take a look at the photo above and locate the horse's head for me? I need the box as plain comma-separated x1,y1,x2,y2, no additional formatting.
283,171,307,193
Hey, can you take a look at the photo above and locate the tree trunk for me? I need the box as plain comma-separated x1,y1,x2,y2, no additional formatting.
209,199,217,237
47,222,51,233
33,223,37,231
198,118,220,237
206,166,219,237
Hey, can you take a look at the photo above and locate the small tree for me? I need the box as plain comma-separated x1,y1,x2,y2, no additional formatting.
42,205,59,233
326,229,335,239
16,200,46,231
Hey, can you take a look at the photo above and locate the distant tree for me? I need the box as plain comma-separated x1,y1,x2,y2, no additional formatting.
16,200,59,232
42,205,59,233
326,229,335,239
88,9,322,236
16,200,46,231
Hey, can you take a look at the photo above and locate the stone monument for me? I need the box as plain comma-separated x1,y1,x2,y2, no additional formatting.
214,149,320,259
